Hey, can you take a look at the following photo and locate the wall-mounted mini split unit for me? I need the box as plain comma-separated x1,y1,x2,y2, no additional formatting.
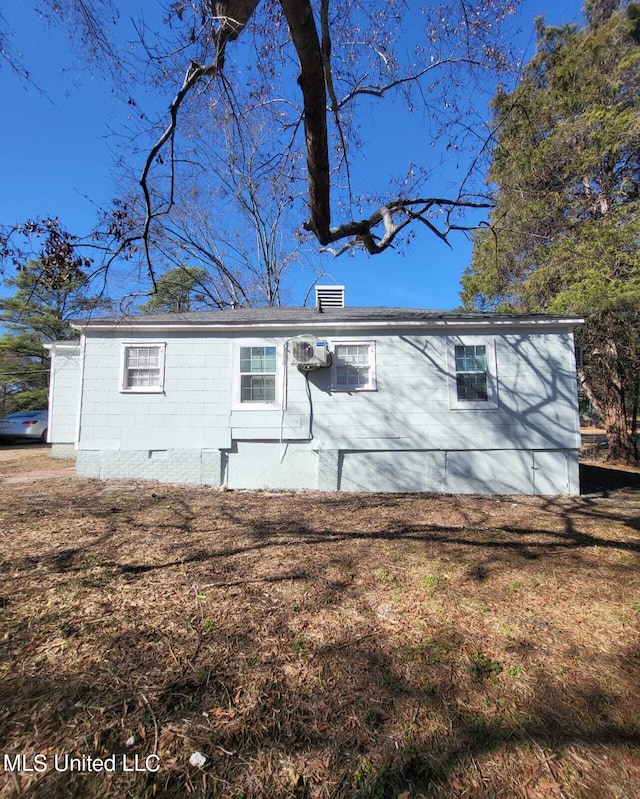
289,337,330,371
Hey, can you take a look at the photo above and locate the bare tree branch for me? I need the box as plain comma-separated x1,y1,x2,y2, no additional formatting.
320,0,352,203
336,58,488,110
139,0,260,285
322,197,492,255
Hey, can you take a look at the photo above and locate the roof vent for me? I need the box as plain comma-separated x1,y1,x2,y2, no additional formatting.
315,285,345,311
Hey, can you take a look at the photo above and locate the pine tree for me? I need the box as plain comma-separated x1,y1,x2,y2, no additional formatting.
138,267,212,313
462,5,640,463
0,262,110,413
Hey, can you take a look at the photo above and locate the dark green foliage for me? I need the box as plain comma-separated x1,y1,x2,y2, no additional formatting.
627,3,640,42
584,0,620,28
463,8,640,461
0,261,111,414
138,267,212,313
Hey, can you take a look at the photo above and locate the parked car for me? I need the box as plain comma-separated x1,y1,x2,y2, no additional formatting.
0,410,48,443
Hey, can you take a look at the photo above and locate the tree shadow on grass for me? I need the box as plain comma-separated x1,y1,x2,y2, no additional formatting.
2,484,640,795
1,621,639,798
4,483,640,589
580,462,640,496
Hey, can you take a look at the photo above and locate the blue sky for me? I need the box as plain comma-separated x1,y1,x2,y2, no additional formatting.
1,0,584,309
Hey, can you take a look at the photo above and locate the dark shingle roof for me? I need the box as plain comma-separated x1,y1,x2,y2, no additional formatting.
73,306,582,328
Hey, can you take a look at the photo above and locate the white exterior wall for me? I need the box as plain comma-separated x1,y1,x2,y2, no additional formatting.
47,345,81,458
73,325,581,495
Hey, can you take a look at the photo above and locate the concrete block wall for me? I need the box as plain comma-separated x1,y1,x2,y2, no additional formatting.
76,443,578,495
77,448,223,485
337,448,578,495
225,440,318,490
51,443,77,460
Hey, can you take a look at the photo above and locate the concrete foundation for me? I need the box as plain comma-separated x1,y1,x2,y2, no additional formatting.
75,444,580,495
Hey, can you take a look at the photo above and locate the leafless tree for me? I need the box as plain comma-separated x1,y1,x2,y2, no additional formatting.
147,112,312,307
136,1,517,273
2,0,520,286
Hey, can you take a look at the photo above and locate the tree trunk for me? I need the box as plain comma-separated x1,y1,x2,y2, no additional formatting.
279,0,332,244
579,338,637,465
631,374,639,462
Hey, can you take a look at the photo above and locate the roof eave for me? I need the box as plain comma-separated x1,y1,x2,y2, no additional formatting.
43,340,82,351
72,316,584,333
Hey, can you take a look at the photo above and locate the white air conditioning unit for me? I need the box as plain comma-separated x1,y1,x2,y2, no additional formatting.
289,337,330,370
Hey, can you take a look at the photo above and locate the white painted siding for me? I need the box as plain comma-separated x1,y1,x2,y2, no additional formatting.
72,324,581,494
48,346,81,446
78,333,232,451
302,330,579,455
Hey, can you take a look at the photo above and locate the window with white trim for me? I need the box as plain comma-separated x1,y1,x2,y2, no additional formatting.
447,336,498,409
231,342,282,410
239,345,277,403
120,343,166,392
331,342,376,391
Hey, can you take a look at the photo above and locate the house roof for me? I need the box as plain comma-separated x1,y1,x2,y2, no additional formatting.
71,306,583,332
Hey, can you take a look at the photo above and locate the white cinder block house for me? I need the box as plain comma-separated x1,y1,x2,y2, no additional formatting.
46,287,583,495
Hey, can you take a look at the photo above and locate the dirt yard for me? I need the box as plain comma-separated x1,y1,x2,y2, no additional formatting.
0,448,639,798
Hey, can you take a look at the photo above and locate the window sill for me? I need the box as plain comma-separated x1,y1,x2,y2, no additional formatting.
330,386,377,392
449,400,499,410
119,388,165,394
231,403,283,411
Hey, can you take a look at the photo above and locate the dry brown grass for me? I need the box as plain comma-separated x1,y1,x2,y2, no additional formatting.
0,450,639,798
